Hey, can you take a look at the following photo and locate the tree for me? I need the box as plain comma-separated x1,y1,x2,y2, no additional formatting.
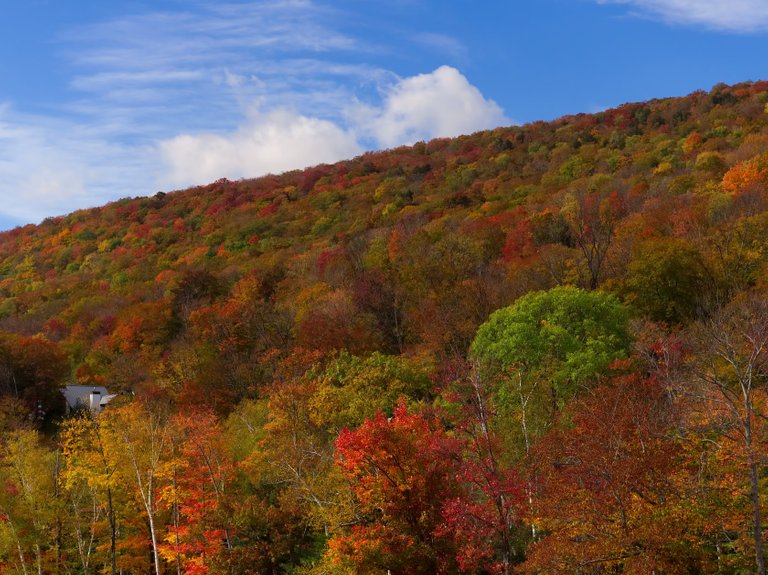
60,414,122,575
324,397,524,575
721,154,768,216
0,430,59,575
521,371,696,574
470,286,633,556
437,362,525,575
308,351,432,433
295,287,383,355
560,190,625,290
159,409,235,575
622,237,710,324
472,286,632,454
238,350,349,572
0,333,68,420
691,294,768,575
99,401,172,575
183,273,293,407
329,402,464,574
170,268,224,334
220,391,313,574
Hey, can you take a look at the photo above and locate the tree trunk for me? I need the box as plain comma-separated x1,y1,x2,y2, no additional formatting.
749,456,765,575
147,501,162,575
9,518,29,575
745,405,765,575
107,487,117,575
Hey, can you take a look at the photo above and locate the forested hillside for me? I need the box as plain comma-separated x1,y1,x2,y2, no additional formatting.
2,80,768,573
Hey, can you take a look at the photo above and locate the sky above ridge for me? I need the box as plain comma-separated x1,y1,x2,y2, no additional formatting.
1,0,768,229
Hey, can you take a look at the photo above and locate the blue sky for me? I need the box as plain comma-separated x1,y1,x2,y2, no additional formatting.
1,0,768,229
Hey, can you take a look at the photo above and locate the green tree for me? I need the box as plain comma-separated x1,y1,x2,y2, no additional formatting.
471,286,632,458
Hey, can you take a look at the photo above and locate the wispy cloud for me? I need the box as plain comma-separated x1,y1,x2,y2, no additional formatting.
63,1,370,127
414,33,468,62
0,104,160,224
597,0,768,32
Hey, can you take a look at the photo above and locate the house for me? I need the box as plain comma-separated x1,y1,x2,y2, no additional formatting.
62,385,117,415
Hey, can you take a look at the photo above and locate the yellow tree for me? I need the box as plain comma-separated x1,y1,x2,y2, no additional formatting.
60,413,123,575
99,401,173,575
245,350,347,537
0,430,58,575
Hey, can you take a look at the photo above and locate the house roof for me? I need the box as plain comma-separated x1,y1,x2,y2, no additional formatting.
61,385,110,409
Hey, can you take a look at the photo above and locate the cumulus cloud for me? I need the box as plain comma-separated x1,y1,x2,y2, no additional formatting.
597,0,768,32
159,109,362,188
158,66,509,188
354,66,508,148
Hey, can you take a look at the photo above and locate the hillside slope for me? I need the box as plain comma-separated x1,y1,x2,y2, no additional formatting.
2,80,768,400
1,80,768,574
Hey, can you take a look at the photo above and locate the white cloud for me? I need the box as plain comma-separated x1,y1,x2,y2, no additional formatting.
159,109,362,188
158,66,508,188
354,66,508,148
597,0,768,32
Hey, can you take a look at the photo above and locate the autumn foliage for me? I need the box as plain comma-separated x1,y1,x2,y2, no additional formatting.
1,80,768,573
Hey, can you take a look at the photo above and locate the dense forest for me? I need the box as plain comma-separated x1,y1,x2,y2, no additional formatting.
2,80,768,574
